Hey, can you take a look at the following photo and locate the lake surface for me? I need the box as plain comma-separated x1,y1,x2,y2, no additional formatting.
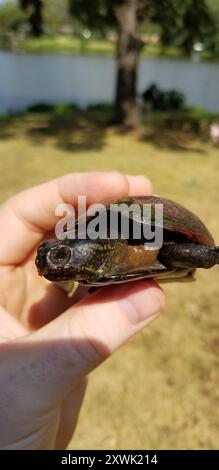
0,51,219,113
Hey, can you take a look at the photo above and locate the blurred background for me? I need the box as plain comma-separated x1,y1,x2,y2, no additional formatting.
0,0,219,450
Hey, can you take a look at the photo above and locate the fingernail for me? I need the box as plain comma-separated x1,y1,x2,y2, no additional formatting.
119,283,165,325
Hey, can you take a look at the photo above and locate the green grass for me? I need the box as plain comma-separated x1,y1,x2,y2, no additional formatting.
0,108,219,449
2,34,193,58
16,35,115,56
4,34,218,61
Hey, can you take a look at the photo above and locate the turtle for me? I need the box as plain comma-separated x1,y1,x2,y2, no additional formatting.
35,195,219,286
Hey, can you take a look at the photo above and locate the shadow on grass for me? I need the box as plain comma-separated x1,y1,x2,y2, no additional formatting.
0,104,112,154
138,112,210,153
0,104,213,154
0,116,17,140
140,130,207,153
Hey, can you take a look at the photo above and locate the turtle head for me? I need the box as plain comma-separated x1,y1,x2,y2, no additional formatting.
36,239,78,281
35,238,120,282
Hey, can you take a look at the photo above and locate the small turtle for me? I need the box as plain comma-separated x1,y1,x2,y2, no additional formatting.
36,196,219,286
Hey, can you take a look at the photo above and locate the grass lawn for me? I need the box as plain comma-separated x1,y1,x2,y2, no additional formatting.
6,34,197,59
6,35,218,61
0,108,219,449
19,35,115,56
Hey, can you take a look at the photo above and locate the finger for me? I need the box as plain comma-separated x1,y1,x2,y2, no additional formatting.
28,284,100,330
0,281,164,408
25,282,76,330
0,306,27,339
126,175,153,195
0,172,129,264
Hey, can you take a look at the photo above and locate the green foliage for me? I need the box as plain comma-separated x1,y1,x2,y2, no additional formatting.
148,0,218,55
0,2,25,34
43,0,71,35
1,0,218,58
0,1,26,47
68,0,218,56
68,0,115,32
207,0,219,18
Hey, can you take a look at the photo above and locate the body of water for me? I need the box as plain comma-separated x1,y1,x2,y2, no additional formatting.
0,52,218,113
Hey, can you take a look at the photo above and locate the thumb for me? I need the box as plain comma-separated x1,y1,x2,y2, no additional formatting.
0,281,164,406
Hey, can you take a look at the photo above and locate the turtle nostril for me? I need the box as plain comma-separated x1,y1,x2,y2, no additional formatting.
49,245,71,266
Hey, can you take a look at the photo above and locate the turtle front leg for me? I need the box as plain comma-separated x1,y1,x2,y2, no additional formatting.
158,242,219,270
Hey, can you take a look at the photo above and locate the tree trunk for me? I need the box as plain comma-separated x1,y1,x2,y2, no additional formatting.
29,0,43,37
20,0,43,37
112,0,142,128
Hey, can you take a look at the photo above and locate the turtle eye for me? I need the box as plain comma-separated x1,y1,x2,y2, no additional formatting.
49,246,71,266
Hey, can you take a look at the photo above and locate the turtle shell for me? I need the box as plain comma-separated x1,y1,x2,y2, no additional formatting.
36,195,217,287
104,195,215,248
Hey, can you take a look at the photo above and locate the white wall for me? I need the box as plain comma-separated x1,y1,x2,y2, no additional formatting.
0,52,218,113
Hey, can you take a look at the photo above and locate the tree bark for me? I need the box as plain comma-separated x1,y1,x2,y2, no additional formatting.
112,0,143,128
20,0,43,37
29,0,43,37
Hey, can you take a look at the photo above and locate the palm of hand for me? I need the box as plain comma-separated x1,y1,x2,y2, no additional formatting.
0,255,73,332
0,172,158,449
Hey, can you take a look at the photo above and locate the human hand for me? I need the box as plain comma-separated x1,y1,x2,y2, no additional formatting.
0,172,165,449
